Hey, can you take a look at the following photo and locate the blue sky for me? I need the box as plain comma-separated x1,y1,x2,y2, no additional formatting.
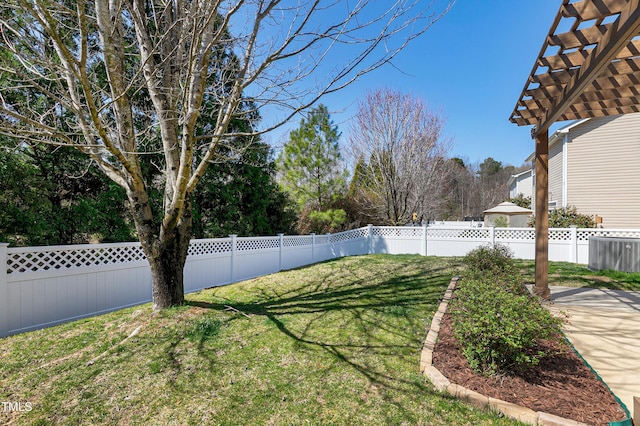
263,2,561,168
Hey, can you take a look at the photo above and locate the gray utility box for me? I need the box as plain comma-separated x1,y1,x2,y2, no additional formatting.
589,236,640,272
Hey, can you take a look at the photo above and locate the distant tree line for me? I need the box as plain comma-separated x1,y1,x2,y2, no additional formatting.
439,156,526,222
275,89,527,234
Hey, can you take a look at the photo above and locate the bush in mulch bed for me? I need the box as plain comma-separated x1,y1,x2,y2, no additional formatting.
451,244,563,376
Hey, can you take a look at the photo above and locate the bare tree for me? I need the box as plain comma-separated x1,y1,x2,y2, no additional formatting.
348,88,451,225
0,1,453,309
438,157,474,220
474,157,513,213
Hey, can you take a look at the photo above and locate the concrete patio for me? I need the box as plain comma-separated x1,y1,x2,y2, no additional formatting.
547,286,640,423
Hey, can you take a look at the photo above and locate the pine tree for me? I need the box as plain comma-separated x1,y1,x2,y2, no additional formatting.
278,105,347,211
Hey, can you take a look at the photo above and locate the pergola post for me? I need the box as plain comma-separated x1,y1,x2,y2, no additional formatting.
534,129,550,300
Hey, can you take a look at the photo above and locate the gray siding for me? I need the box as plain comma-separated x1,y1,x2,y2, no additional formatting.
548,137,564,207
566,114,640,228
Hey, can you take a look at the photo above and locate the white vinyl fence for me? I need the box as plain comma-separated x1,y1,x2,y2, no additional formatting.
2,225,640,337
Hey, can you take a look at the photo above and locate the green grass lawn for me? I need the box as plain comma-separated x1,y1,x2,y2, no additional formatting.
0,255,522,425
516,260,640,291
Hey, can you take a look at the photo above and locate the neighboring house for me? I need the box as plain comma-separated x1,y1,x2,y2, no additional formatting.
507,169,533,199
526,113,640,228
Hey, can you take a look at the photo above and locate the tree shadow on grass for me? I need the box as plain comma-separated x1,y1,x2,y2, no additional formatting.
184,257,460,397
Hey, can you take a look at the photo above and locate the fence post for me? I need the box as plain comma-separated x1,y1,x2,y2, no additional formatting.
570,226,578,263
0,243,9,337
422,224,428,256
327,233,331,261
229,235,237,283
278,234,284,271
311,233,316,262
489,226,496,245
367,224,373,254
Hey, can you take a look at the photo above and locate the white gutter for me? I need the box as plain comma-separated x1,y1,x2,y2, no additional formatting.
562,133,568,207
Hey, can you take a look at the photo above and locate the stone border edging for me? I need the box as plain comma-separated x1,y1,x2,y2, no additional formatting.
420,276,589,426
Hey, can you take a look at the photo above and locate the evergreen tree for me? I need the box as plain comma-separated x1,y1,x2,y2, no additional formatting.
0,140,133,246
192,139,296,238
278,105,347,211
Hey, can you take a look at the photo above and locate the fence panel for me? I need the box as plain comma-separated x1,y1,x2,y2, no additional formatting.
548,228,574,262
4,242,154,336
4,225,640,337
277,235,311,271
184,254,233,292
329,228,369,257
371,227,424,255
313,236,334,263
426,228,490,257
6,263,151,335
496,228,536,260
0,244,8,337
186,238,234,290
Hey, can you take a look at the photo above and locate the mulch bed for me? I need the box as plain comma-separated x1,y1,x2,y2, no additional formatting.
433,310,628,426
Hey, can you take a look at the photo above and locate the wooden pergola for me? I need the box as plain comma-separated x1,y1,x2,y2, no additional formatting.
510,0,640,299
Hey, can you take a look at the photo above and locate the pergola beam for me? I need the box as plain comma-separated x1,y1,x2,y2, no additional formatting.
562,0,628,21
533,0,640,138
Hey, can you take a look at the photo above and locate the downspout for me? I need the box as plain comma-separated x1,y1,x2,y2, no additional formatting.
562,133,568,207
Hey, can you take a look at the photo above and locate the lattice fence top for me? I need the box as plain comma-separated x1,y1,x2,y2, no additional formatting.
427,228,462,238
496,228,535,240
457,228,491,239
427,228,486,239
330,228,368,243
7,244,146,274
373,226,425,237
188,239,232,256
236,237,280,252
315,235,330,245
282,235,313,247
549,229,573,241
577,228,640,241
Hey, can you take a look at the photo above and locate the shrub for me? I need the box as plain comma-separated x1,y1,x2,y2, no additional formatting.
452,246,562,375
463,244,516,280
507,194,532,209
296,208,347,234
529,205,595,228
492,215,508,228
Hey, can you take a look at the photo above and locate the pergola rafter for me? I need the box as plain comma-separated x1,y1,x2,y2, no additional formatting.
509,0,640,298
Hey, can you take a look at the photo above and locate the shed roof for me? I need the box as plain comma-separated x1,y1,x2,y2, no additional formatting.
509,0,640,136
483,202,533,215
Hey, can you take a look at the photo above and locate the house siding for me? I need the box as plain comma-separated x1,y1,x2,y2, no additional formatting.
548,138,564,208
509,170,533,199
566,114,640,228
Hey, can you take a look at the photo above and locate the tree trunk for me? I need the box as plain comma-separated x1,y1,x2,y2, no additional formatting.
149,201,192,309
127,184,192,310
148,235,188,310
